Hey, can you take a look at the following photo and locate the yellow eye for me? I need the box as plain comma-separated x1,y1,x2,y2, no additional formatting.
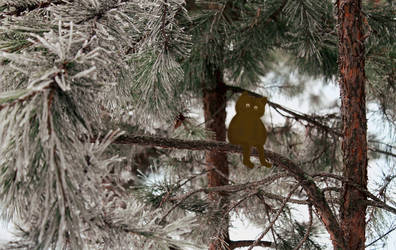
253,105,258,110
245,103,250,108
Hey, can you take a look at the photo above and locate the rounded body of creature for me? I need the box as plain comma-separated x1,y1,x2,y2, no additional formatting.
227,92,271,168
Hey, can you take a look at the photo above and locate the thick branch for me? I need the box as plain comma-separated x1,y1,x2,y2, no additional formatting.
229,240,273,249
368,147,396,158
109,134,345,246
312,172,396,215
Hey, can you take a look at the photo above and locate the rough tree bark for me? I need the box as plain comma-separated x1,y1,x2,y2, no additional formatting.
203,67,230,250
337,0,368,249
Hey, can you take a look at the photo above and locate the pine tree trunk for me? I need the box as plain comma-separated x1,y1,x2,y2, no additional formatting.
337,0,368,249
203,68,230,250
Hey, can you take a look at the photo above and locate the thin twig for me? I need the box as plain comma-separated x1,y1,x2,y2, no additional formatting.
312,172,396,215
159,169,209,208
257,193,278,247
369,140,396,150
160,173,291,223
226,84,342,137
248,184,300,250
259,190,309,205
265,200,278,247
215,190,260,242
293,204,313,250
368,147,396,158
365,224,396,248
106,133,346,246
225,190,259,215
159,188,204,223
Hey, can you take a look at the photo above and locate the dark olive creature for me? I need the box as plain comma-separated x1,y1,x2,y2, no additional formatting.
228,92,271,169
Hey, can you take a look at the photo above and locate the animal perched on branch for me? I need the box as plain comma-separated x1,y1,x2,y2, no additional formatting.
228,92,272,169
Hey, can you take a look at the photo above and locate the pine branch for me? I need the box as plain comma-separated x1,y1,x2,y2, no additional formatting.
160,173,306,223
106,133,345,246
0,90,41,111
265,0,288,24
369,140,396,150
260,190,309,205
312,172,396,215
244,0,288,30
293,204,313,250
160,0,170,51
366,200,396,215
368,147,396,158
229,240,274,249
0,0,68,18
365,224,396,248
75,0,133,25
249,184,299,250
185,0,224,12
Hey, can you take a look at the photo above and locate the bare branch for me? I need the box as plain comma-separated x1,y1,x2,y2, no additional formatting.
293,205,313,250
313,173,396,215
369,140,396,150
160,173,292,222
368,147,396,158
366,200,396,215
366,225,396,248
108,133,345,246
260,190,309,205
226,85,342,137
248,184,300,250
229,240,274,249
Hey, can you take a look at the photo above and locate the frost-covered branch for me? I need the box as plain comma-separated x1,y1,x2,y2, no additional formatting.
108,133,345,245
0,0,67,18
0,19,143,249
229,240,274,249
248,184,300,250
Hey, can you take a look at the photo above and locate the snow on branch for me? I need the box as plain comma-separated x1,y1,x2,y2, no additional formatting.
106,132,396,244
105,133,346,245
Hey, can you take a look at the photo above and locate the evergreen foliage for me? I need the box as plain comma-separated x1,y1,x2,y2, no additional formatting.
0,0,395,249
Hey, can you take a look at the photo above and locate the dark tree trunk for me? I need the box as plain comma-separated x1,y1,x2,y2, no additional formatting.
337,0,368,249
203,68,230,250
